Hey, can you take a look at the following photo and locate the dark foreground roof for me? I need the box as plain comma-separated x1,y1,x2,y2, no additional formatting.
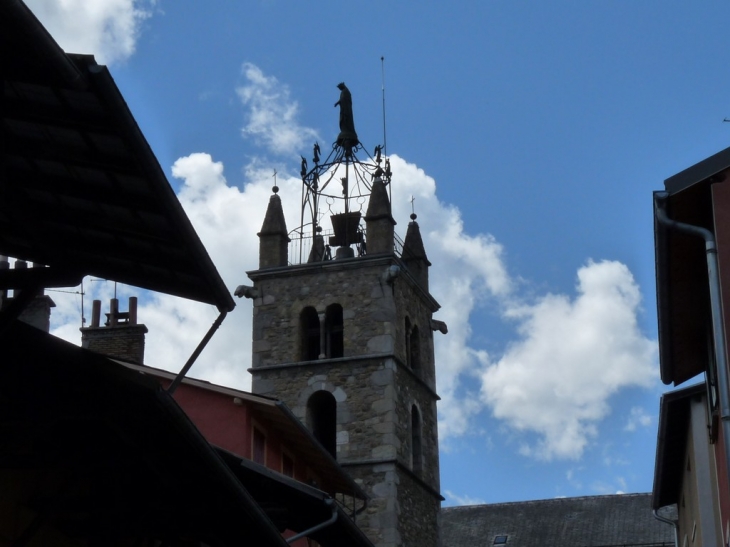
1,0,234,312
654,148,730,386
218,449,374,547
653,382,706,509
0,319,287,546
440,494,675,547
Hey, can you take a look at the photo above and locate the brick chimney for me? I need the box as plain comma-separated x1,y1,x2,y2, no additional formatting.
0,258,56,332
81,297,148,363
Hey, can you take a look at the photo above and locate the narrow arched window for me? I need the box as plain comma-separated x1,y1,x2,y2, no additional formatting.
405,317,413,368
410,324,421,374
325,303,344,358
411,405,423,476
300,306,320,361
307,390,337,458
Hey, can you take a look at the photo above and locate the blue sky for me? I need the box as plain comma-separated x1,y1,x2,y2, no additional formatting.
27,0,730,505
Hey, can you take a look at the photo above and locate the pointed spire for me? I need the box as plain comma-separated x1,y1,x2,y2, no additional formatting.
402,214,431,289
257,186,290,268
259,186,287,236
364,177,396,255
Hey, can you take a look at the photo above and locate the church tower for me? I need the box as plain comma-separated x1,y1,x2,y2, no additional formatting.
242,84,444,547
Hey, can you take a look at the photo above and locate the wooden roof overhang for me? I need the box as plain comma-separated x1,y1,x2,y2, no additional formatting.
1,0,234,313
652,382,705,509
218,449,375,547
654,146,730,385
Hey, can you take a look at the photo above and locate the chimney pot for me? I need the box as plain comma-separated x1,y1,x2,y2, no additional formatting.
129,297,137,325
109,298,119,326
91,300,101,328
81,297,148,363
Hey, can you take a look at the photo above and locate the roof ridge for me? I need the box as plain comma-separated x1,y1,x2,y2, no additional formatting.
442,492,652,510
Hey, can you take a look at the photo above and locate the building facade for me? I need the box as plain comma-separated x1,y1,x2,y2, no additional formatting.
652,145,730,546
654,383,722,547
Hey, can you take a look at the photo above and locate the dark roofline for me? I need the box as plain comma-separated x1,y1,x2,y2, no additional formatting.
665,145,730,195
81,61,235,312
440,493,673,547
2,0,235,312
441,492,654,511
653,176,715,386
2,0,87,89
652,382,706,509
0,319,288,546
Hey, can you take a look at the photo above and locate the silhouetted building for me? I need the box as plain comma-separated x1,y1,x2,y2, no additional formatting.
652,146,730,545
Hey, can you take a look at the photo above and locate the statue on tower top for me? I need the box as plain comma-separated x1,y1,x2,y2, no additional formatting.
334,82,359,148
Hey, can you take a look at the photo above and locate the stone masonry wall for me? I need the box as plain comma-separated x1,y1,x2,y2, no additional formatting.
253,357,398,463
249,256,440,373
248,254,442,547
253,356,440,487
393,279,438,391
343,462,440,547
397,468,441,547
250,259,399,367
393,365,440,490
347,463,400,547
80,324,147,363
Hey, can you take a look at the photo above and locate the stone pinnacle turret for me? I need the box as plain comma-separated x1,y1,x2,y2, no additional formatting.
364,176,396,255
257,187,290,269
402,214,431,290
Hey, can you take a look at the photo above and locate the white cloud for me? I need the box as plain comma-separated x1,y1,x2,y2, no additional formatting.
25,0,155,64
236,63,319,156
444,490,487,507
590,478,627,496
564,467,584,492
480,261,657,461
141,153,305,390
624,406,652,432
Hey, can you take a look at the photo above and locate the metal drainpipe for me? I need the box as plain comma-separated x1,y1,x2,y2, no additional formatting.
168,311,227,394
286,498,338,544
653,509,679,547
654,191,730,501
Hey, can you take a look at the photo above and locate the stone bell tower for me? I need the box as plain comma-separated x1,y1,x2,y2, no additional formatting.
241,84,444,547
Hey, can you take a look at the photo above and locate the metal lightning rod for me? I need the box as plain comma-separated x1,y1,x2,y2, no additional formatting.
381,56,391,201
381,56,387,158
